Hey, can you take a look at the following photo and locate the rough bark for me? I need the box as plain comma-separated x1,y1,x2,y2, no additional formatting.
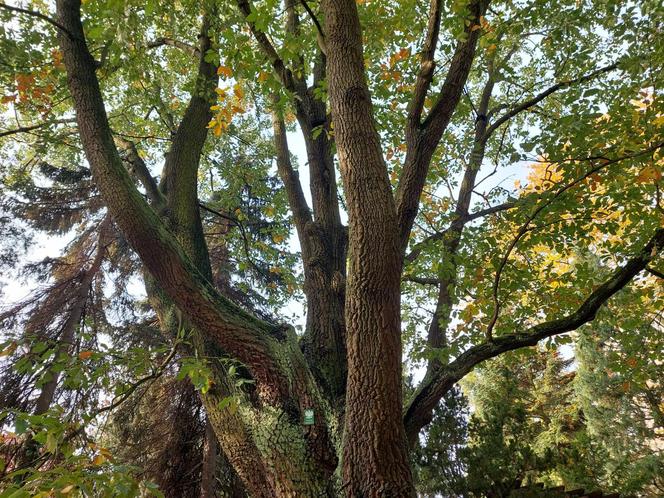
322,0,414,494
52,0,659,494
56,1,338,494
240,0,349,405
271,102,347,405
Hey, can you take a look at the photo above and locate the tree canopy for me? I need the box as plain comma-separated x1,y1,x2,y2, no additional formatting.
0,0,662,496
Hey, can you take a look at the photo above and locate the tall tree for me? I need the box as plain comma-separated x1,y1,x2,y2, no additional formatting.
1,0,663,495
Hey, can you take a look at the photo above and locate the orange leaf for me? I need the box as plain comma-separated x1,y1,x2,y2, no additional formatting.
217,65,233,78
636,165,662,184
78,351,94,360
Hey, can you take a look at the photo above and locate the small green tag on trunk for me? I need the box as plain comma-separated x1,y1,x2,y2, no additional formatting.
303,409,315,425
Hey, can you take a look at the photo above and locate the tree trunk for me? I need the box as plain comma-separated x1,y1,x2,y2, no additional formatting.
200,419,217,498
322,0,415,494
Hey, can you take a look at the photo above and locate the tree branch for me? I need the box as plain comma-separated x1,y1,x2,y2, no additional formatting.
159,11,219,275
406,0,443,127
403,275,440,286
299,0,324,39
55,0,295,409
646,266,664,279
404,227,664,444
236,0,297,92
396,0,488,254
485,143,663,340
485,62,619,139
0,2,77,40
114,136,165,208
146,37,200,57
0,118,77,139
271,100,312,235
404,200,514,264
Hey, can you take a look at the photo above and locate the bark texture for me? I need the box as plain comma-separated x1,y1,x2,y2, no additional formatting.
322,0,414,494
52,0,662,495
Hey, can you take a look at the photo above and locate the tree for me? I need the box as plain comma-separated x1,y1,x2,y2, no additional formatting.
1,0,663,495
460,350,579,497
571,324,664,496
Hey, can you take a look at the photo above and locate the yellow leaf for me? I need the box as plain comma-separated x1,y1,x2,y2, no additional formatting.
78,350,93,360
0,342,17,357
233,84,244,99
92,454,106,465
61,484,76,494
217,65,233,78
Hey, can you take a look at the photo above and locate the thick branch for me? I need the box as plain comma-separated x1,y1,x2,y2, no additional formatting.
404,227,664,443
271,102,312,236
396,0,488,254
160,12,219,275
55,0,293,408
236,0,297,91
115,136,165,208
406,0,443,126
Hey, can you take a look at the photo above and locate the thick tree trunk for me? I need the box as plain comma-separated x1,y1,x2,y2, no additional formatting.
322,0,415,494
